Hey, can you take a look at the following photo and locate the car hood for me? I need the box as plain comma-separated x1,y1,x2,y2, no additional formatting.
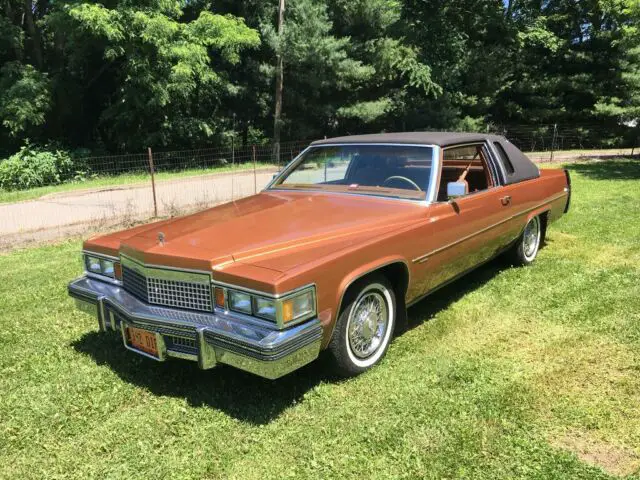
89,191,425,273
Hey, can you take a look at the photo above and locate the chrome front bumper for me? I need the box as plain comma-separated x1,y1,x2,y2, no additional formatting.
68,277,322,379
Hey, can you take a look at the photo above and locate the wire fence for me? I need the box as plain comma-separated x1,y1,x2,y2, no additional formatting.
490,124,639,160
0,127,637,249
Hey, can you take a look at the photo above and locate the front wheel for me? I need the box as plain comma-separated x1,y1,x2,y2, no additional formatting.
507,215,542,266
328,274,396,377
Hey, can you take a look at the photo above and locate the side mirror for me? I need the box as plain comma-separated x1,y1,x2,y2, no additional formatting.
447,181,468,200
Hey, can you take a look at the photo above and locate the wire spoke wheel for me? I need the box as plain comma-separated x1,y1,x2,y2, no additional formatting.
329,275,396,376
522,216,541,261
347,292,388,359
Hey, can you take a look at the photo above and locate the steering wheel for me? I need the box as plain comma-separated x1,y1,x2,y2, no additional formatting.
382,176,422,191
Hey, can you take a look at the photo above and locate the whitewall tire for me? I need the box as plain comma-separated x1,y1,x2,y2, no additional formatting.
328,274,396,376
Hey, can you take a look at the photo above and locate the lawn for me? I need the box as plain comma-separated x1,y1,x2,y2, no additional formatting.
0,162,277,204
0,159,639,479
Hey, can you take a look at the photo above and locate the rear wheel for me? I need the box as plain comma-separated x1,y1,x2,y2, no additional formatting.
508,215,542,265
328,274,396,377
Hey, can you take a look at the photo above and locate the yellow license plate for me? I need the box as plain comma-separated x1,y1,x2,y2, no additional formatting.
126,326,159,357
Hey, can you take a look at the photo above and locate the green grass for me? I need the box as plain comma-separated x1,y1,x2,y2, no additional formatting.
0,162,277,204
1,159,639,479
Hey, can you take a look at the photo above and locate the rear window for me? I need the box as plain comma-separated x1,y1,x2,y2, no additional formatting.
493,142,515,175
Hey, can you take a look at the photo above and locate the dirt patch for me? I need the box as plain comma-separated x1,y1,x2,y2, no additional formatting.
552,430,640,476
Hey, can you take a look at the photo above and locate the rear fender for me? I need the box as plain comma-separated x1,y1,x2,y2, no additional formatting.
524,205,551,227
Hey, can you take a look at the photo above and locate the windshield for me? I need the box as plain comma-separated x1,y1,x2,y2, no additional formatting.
270,145,435,201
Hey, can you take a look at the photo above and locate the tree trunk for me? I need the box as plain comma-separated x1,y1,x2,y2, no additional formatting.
273,0,285,164
506,0,513,18
5,0,23,60
23,0,44,69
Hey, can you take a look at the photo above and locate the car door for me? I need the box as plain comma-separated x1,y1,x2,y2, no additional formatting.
409,143,514,297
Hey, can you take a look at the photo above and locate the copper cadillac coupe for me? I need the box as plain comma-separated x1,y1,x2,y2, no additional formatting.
69,132,571,378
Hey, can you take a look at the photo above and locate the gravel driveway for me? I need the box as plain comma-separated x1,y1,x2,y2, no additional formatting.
0,168,277,248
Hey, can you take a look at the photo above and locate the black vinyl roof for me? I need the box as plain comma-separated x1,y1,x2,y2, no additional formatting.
311,131,540,185
311,131,505,147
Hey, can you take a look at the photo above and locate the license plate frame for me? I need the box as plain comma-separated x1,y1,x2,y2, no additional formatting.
121,323,166,361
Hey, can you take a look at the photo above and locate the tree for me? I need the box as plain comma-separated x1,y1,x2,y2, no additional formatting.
273,0,285,161
63,1,260,150
594,0,640,128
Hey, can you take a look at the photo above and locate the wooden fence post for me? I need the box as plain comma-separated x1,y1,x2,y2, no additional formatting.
549,124,558,163
230,143,235,201
147,147,158,217
253,145,257,194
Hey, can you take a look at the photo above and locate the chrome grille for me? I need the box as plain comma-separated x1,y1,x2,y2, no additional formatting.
121,260,212,312
147,277,212,311
122,266,148,302
166,335,198,355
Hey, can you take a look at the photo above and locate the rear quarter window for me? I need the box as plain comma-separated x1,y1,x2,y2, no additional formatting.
493,142,515,175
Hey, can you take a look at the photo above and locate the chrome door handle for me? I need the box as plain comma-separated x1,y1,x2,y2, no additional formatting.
500,195,511,206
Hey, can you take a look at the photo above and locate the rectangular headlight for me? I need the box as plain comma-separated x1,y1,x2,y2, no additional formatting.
282,289,315,324
100,259,115,277
84,253,118,280
86,255,102,273
228,290,252,314
254,297,276,321
217,284,316,327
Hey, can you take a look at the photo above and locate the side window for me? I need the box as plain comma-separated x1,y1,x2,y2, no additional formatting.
493,141,515,175
437,144,494,201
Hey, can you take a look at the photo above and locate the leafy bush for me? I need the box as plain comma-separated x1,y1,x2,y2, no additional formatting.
0,143,88,191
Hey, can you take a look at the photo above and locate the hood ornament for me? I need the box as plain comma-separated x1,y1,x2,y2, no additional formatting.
158,231,165,246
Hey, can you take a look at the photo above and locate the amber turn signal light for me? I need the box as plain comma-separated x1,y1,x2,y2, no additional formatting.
282,299,294,323
114,262,122,281
214,287,226,309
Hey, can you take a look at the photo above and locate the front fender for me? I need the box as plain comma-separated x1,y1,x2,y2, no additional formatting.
323,255,410,347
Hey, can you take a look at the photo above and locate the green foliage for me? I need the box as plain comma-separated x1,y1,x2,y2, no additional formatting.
0,0,638,150
594,0,640,125
337,98,393,123
0,62,50,137
62,1,260,149
0,144,83,190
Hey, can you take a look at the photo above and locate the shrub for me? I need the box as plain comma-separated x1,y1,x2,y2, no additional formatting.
0,143,86,190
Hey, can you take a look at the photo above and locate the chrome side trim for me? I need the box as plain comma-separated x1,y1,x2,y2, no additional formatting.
406,241,515,308
411,192,568,264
